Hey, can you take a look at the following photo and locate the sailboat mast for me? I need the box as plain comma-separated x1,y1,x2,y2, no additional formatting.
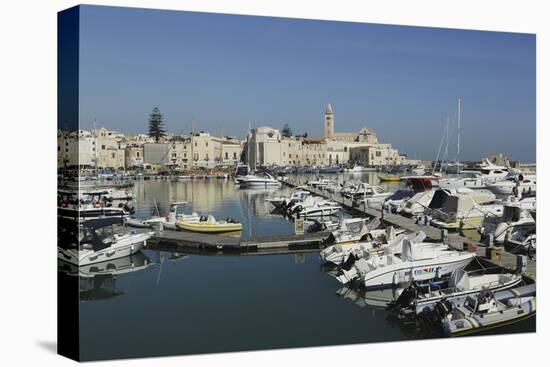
457,98,461,175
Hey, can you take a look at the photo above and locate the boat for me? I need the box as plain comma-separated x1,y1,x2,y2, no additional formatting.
334,239,475,289
411,165,426,175
162,201,201,230
428,284,536,337
265,190,311,209
321,230,425,266
238,172,281,188
344,165,372,173
342,183,391,204
176,214,243,233
487,174,536,196
306,177,337,188
234,163,250,184
378,175,401,183
392,269,523,320
288,196,342,218
318,165,341,174
479,199,535,243
58,188,134,221
430,190,502,230
311,216,369,233
58,217,153,266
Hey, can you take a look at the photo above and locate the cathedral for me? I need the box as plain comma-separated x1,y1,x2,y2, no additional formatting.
323,103,378,144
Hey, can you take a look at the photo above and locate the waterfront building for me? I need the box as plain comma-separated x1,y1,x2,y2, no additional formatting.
247,103,405,169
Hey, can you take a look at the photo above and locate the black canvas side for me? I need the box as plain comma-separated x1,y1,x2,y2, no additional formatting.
57,5,80,362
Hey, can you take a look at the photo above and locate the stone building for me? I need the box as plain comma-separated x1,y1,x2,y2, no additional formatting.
247,103,403,169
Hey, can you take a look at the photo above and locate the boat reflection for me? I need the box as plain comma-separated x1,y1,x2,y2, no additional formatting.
58,251,156,302
336,285,402,309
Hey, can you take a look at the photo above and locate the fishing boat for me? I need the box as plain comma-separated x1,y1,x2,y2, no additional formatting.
176,215,243,233
335,239,475,289
392,269,523,320
428,284,536,337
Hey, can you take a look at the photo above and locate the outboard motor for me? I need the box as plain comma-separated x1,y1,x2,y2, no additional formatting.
423,298,454,326
391,282,419,311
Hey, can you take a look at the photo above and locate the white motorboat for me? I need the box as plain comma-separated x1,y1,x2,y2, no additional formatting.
335,239,475,289
321,231,426,266
288,196,342,218
294,202,342,218
233,163,250,184
487,174,536,196
58,227,153,266
58,189,134,221
342,183,390,202
479,199,536,242
306,177,337,188
460,159,511,184
163,201,200,230
239,172,281,188
265,190,310,209
411,165,426,175
344,165,373,173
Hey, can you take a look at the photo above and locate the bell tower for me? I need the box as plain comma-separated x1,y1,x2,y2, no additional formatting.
324,103,334,138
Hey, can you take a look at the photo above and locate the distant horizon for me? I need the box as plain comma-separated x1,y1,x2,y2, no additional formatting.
78,5,536,162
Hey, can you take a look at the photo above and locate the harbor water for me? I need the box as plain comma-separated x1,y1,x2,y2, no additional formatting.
70,174,535,360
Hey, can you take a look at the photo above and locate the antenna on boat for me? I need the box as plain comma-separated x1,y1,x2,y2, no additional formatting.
457,97,461,175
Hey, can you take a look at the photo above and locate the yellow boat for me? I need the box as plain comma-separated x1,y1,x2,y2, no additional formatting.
176,215,243,233
378,175,401,183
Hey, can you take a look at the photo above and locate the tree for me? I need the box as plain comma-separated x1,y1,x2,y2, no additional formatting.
281,123,292,137
148,107,166,142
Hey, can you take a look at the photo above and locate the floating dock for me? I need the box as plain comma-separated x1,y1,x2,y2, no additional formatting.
149,229,331,253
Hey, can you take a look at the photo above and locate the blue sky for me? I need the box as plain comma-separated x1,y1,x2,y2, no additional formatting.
79,5,536,162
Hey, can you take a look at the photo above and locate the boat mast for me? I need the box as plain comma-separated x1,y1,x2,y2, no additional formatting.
457,97,461,175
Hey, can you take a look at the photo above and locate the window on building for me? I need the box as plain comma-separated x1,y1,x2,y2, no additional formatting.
111,153,115,158
233,152,237,158
376,151,381,157
137,152,140,157
225,152,228,159
195,142,197,147
205,142,208,147
101,145,105,150
184,153,187,158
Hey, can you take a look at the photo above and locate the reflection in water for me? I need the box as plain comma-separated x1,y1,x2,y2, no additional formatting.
74,178,533,361
336,285,402,309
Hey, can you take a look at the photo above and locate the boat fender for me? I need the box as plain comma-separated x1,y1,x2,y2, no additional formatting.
436,267,442,279
392,272,398,287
